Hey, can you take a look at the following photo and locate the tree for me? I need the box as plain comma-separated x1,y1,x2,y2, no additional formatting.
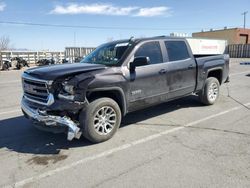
0,35,10,50
0,35,10,68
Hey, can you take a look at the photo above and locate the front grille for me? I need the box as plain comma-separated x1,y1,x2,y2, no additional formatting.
22,74,54,105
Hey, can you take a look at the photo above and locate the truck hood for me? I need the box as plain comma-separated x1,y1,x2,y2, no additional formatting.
25,63,106,80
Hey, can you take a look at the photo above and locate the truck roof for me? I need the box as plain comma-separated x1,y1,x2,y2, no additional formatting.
134,36,186,42
109,36,228,45
107,36,186,45
109,36,227,55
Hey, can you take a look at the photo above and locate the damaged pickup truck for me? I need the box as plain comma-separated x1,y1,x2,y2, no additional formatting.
21,36,229,143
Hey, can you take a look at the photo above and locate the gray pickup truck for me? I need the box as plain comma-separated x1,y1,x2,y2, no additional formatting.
21,36,229,143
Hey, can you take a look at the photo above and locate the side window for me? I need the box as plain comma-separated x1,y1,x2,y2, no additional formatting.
135,42,163,65
165,41,190,61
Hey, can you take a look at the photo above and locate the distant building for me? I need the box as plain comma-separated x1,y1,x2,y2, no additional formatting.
65,47,95,62
192,28,250,44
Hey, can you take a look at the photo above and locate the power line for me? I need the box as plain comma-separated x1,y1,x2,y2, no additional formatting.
0,20,239,31
0,20,182,30
0,20,200,30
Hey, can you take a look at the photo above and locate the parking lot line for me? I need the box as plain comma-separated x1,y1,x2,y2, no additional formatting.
230,71,250,76
0,109,21,116
6,102,250,188
0,80,20,85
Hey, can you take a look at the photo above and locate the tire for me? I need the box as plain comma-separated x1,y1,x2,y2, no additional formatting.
80,97,121,143
2,63,8,70
16,63,22,70
199,77,220,105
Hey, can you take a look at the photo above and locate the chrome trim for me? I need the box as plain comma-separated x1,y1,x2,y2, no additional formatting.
22,72,53,85
22,73,54,106
23,93,55,106
58,93,75,101
21,99,82,141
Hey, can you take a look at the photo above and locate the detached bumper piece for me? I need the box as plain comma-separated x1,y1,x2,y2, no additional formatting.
21,99,82,141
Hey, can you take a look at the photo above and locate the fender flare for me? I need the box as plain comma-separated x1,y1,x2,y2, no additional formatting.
87,87,127,116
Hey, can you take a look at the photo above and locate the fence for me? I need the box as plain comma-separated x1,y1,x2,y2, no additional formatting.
65,47,95,62
226,44,250,58
0,47,96,68
0,51,65,65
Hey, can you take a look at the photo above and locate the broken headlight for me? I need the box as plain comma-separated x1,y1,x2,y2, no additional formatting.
58,81,75,100
62,81,75,95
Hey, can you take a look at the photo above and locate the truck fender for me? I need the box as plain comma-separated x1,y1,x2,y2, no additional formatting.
67,72,95,101
87,87,127,116
206,67,223,84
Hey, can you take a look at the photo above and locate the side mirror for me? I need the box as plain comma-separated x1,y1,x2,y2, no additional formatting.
130,56,150,72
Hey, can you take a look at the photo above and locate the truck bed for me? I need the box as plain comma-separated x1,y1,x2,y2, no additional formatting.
195,54,230,92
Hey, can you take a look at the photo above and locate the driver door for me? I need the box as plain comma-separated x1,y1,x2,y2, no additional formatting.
128,41,168,111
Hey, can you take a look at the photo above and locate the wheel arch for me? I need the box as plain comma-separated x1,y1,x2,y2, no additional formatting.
206,68,223,84
86,87,127,116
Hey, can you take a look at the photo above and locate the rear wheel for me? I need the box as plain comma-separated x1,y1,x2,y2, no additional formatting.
80,97,121,143
199,77,220,105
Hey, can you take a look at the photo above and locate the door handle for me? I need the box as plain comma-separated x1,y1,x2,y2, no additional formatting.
188,64,194,69
159,69,167,74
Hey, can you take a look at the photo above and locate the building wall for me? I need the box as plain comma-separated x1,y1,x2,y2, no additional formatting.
235,28,250,44
192,28,250,44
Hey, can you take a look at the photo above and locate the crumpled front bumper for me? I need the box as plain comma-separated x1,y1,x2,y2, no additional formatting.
21,98,82,141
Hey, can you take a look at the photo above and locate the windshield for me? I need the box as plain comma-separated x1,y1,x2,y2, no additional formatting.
81,41,131,66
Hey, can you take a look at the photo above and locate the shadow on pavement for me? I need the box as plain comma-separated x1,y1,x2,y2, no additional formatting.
0,116,92,155
0,95,202,155
122,95,202,126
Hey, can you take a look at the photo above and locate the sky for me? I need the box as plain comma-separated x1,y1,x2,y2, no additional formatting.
0,0,249,51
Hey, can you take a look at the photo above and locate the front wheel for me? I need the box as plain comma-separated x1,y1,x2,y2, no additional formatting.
199,77,220,105
80,97,121,143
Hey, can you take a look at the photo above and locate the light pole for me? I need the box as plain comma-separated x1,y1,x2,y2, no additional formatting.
242,11,248,29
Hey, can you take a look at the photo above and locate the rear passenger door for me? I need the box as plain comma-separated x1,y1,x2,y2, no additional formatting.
164,40,196,98
128,41,168,111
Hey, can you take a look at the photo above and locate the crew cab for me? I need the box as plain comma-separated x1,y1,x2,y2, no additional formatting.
21,36,229,143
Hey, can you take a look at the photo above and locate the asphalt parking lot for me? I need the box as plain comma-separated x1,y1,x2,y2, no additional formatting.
0,59,250,188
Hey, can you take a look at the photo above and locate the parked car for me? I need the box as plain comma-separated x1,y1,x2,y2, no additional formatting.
62,58,69,64
21,36,229,143
36,58,55,66
74,57,83,63
11,57,29,69
1,59,12,70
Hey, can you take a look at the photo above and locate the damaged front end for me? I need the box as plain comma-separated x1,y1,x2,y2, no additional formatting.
21,100,82,140
21,72,95,141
